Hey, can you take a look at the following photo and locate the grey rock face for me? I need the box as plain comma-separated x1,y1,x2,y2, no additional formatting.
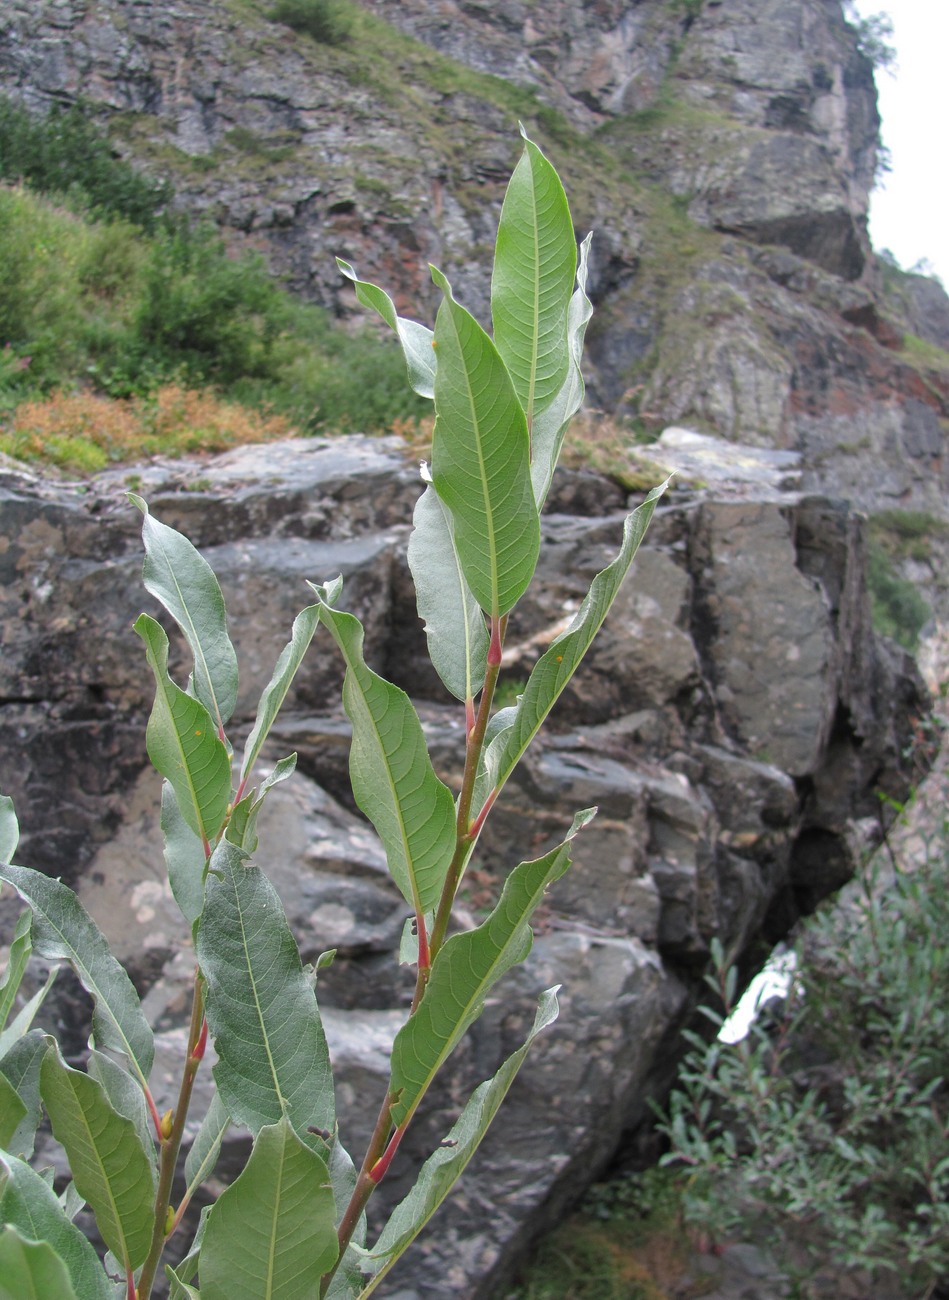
2,0,948,614
0,434,926,1296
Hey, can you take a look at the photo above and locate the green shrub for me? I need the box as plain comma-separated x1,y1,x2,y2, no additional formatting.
0,96,171,230
133,222,286,387
866,541,930,651
268,0,354,45
0,186,96,387
655,823,949,1296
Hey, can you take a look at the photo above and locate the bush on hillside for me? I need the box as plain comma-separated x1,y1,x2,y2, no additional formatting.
655,809,949,1296
267,0,354,45
0,96,171,229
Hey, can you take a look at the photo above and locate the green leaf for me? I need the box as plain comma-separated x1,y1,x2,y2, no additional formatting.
130,495,239,731
406,478,489,703
226,756,298,854
40,1045,156,1272
361,988,560,1290
134,614,232,847
310,590,456,917
337,259,435,400
430,266,540,618
473,479,670,812
325,1139,364,1300
184,1093,230,1200
0,1226,79,1300
0,910,32,1029
87,1050,156,1173
0,794,17,866
0,866,153,1087
388,810,593,1130
161,780,207,928
166,1268,202,1300
166,1203,210,1299
196,841,335,1142
0,1031,47,1160
0,1153,112,1300
199,1118,338,1300
0,1074,26,1151
240,606,320,786
0,967,56,1060
491,132,576,427
530,231,594,507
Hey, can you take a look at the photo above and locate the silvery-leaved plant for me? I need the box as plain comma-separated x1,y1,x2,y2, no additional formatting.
0,130,667,1299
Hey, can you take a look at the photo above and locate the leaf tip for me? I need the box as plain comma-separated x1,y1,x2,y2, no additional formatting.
308,575,344,606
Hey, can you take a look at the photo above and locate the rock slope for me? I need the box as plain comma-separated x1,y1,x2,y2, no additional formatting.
1,0,947,555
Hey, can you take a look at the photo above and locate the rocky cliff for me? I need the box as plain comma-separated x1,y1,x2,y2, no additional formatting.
0,438,926,1295
2,0,948,601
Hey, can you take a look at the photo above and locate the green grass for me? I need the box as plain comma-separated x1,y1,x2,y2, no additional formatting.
507,1170,686,1300
0,180,427,465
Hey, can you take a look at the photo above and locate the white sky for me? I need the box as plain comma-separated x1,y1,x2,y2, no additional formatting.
851,0,949,284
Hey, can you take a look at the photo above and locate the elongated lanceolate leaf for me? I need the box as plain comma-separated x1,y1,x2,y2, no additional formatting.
530,232,594,508
0,793,17,864
491,133,576,427
0,1031,47,1160
0,1153,112,1300
131,495,238,730
388,809,593,1129
165,1204,210,1299
0,1075,25,1151
361,988,560,1290
473,479,670,814
40,1046,156,1272
184,1092,230,1198
311,589,456,916
196,840,335,1141
0,966,56,1060
87,1050,155,1173
241,605,320,785
407,478,489,703
0,1227,79,1300
200,1118,338,1300
0,909,32,1029
325,1138,365,1300
430,267,540,618
135,614,232,846
0,865,153,1086
161,780,206,929
337,259,436,400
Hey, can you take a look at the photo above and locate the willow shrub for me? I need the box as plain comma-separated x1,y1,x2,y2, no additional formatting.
0,131,667,1299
